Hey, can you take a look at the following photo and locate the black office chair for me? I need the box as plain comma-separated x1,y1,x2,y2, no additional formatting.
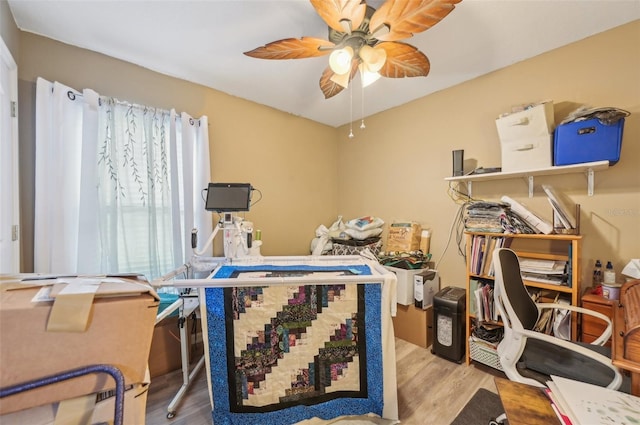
492,248,623,390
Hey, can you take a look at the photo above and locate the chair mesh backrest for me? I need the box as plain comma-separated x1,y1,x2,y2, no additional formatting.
496,249,539,331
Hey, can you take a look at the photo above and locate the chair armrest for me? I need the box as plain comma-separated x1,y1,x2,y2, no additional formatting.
536,302,612,345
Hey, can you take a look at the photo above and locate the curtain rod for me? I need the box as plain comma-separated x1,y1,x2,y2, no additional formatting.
65,90,202,126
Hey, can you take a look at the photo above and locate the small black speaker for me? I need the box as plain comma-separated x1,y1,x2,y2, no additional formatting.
452,149,464,177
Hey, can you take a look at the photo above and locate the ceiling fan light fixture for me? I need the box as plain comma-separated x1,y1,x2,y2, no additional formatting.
358,45,386,73
330,70,351,88
359,63,381,88
329,46,354,75
245,0,463,100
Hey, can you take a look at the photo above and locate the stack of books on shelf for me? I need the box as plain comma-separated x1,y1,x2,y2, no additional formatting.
469,279,498,322
469,235,511,277
545,375,640,425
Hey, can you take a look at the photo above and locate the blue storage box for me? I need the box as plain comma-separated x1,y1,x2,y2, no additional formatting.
554,118,624,166
158,292,180,317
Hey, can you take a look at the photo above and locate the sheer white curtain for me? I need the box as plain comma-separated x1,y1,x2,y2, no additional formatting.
34,78,211,279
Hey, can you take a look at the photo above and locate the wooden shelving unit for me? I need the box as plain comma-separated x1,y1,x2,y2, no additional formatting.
464,231,582,367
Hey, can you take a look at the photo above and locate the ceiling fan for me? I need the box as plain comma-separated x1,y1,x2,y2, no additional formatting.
244,0,463,99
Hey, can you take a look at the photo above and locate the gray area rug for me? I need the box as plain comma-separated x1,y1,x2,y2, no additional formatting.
450,388,506,425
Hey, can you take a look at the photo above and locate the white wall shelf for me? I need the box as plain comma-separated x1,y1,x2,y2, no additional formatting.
444,160,609,197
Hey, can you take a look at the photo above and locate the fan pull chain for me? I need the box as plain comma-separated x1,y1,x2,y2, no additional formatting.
348,82,354,138
360,82,366,129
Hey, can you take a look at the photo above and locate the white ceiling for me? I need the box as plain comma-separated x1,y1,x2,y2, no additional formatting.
7,0,640,127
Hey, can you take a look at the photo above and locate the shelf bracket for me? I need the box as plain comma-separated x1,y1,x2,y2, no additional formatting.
587,168,595,196
527,175,534,198
467,181,473,198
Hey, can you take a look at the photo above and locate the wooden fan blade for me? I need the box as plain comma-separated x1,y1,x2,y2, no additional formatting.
369,0,462,42
376,41,430,78
244,37,335,59
319,61,359,99
310,0,367,34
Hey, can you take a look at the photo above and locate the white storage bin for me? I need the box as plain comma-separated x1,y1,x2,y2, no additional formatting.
495,101,554,142
496,101,554,172
501,134,553,172
469,337,503,371
384,266,428,306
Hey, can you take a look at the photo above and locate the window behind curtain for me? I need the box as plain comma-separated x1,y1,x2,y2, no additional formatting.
96,100,184,280
35,79,211,280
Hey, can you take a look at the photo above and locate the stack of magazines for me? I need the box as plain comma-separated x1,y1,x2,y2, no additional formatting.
519,258,568,285
545,375,640,424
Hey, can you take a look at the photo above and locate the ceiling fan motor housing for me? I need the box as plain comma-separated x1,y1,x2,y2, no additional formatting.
328,5,378,54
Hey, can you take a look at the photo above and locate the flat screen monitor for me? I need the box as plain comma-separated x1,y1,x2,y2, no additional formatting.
205,183,252,212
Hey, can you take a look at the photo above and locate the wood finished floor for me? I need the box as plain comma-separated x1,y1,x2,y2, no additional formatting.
145,338,505,425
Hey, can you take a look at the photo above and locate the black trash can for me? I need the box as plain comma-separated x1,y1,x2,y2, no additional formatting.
432,286,466,363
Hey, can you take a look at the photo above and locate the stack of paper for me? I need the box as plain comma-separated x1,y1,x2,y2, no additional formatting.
520,258,567,285
501,195,553,234
545,375,640,425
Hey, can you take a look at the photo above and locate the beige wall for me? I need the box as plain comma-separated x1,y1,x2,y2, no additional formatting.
337,20,640,289
0,0,19,59
17,32,339,261
13,14,640,290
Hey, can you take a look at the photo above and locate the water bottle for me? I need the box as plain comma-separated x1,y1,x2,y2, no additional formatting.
592,260,602,286
604,261,616,285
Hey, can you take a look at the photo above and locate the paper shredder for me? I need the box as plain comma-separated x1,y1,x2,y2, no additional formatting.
432,286,466,363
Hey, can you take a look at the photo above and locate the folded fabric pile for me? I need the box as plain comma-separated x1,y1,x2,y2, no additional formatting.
310,216,386,256
464,202,508,233
342,216,384,240
331,216,385,256
377,250,431,270
465,202,536,234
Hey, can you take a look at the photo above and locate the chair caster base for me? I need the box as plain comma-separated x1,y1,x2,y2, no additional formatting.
488,413,507,424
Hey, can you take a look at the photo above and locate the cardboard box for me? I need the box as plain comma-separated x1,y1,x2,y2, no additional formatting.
392,304,433,348
384,266,428,306
386,222,421,252
149,316,182,378
149,314,203,378
496,101,555,172
0,275,159,414
554,117,624,166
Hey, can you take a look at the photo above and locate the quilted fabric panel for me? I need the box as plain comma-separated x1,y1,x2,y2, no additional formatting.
206,264,383,425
